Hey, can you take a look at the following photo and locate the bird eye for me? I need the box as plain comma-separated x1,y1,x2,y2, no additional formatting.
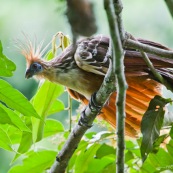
31,63,42,72
32,63,38,69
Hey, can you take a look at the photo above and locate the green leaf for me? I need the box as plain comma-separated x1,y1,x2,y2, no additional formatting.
45,50,54,60
140,95,171,162
0,126,13,151
62,35,70,49
166,139,173,156
4,125,22,144
0,79,40,119
13,117,33,161
96,143,115,159
87,155,115,173
102,162,116,173
89,131,114,143
31,80,64,142
74,143,100,173
47,99,64,115
169,124,173,139
8,150,57,173
152,134,168,153
0,41,16,77
0,103,30,132
148,148,173,169
125,151,134,163
44,119,64,137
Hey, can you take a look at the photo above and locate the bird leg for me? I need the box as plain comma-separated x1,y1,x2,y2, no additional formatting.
78,92,102,127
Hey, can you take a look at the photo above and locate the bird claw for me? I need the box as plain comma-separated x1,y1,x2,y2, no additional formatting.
89,92,102,112
78,110,93,128
78,92,102,128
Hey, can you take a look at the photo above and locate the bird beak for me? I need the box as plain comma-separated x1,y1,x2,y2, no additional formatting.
25,69,34,79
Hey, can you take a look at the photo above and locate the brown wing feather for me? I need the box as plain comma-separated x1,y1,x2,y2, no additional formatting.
67,75,161,137
66,36,173,137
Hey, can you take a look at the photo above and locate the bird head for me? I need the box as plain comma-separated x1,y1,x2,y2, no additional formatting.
25,62,43,79
18,35,50,79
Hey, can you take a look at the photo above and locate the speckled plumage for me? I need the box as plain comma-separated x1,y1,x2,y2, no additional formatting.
22,35,173,137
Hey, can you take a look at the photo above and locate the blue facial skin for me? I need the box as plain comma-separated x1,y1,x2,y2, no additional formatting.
25,62,43,79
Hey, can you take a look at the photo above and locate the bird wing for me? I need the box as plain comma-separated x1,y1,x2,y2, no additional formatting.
74,35,109,75
69,36,173,137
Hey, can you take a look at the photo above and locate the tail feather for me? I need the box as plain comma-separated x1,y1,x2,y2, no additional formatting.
67,76,162,137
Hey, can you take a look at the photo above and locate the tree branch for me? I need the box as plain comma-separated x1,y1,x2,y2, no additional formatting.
50,44,115,173
123,36,173,59
140,50,173,91
104,0,127,173
165,0,173,18
113,0,125,41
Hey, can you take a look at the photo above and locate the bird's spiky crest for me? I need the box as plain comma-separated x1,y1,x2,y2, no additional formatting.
16,32,51,67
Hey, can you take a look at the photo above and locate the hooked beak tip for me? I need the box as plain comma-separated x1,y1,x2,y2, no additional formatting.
25,69,32,79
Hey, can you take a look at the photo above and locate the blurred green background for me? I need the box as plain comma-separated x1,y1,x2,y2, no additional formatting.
0,0,173,172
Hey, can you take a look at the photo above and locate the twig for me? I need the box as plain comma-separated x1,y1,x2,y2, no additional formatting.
165,0,173,18
104,0,127,173
68,94,72,132
140,51,173,92
113,0,125,41
123,37,173,59
128,35,173,92
126,34,173,92
50,43,115,173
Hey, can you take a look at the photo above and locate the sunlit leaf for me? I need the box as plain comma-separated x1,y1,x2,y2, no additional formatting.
74,143,100,173
87,155,115,173
44,119,64,137
45,50,54,60
62,35,70,49
140,95,171,162
13,117,32,161
96,143,115,159
102,162,116,173
0,79,40,119
125,151,134,163
0,103,30,132
31,80,64,142
47,99,64,115
89,131,114,143
148,148,173,170
0,41,16,77
8,150,57,173
0,126,13,151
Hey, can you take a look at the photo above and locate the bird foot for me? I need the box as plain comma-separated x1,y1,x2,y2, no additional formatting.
78,92,102,128
89,92,102,112
78,110,93,128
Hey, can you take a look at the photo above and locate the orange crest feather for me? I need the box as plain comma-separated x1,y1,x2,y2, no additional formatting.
16,33,51,67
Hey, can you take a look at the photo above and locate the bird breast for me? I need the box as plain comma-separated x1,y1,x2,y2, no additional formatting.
54,68,103,99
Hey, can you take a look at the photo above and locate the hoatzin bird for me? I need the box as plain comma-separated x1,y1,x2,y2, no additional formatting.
22,35,173,137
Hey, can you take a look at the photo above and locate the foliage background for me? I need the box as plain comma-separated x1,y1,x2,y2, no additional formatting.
0,0,173,172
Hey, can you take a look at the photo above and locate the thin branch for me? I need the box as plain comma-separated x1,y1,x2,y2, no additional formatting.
165,0,173,18
128,35,173,92
68,94,72,132
140,51,173,92
104,0,127,173
113,0,125,41
123,36,173,59
50,44,115,173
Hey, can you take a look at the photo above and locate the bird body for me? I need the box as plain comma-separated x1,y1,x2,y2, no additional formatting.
22,35,173,137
